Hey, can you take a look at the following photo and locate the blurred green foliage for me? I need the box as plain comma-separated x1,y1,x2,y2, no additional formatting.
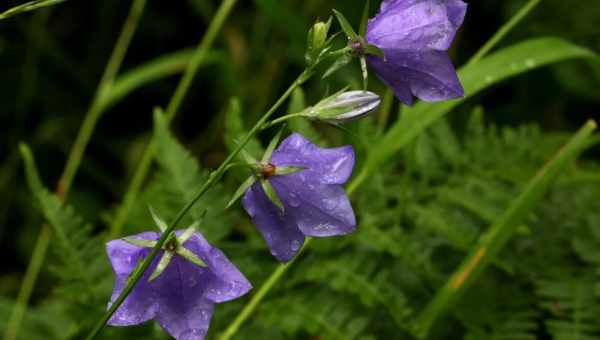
0,0,599,339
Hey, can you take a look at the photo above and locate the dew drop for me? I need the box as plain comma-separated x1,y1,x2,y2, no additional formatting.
291,240,301,251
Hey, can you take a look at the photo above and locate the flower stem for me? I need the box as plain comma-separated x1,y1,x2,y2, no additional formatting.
108,0,239,239
218,238,312,340
85,68,314,340
3,1,146,339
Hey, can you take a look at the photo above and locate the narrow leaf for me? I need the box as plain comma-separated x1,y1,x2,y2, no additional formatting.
226,175,257,209
148,206,168,232
332,9,358,40
149,252,174,282
360,56,368,90
177,247,208,268
359,0,370,37
365,44,384,58
414,120,598,338
275,166,306,176
123,238,157,248
261,179,284,211
361,37,596,183
261,126,285,163
0,0,67,21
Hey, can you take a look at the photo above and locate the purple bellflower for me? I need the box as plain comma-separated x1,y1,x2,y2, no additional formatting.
106,220,252,340
364,0,467,105
242,133,356,262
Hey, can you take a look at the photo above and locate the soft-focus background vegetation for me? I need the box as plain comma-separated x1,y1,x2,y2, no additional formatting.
0,0,599,339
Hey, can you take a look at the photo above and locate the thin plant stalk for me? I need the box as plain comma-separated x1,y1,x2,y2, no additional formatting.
467,0,542,65
108,0,239,239
85,68,314,340
3,1,147,339
413,120,597,338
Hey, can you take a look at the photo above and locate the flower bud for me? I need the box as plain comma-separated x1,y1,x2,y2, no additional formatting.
306,18,332,65
306,90,381,123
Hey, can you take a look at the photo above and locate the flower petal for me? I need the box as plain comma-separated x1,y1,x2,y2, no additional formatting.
153,257,215,340
106,233,161,326
181,232,252,304
107,232,159,276
242,183,305,262
368,49,463,103
271,133,355,185
271,177,356,237
367,0,467,51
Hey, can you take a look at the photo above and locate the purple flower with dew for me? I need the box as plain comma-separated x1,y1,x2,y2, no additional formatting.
242,133,356,262
106,228,252,340
364,0,467,105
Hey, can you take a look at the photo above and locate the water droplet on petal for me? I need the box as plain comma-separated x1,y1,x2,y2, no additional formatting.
291,240,301,251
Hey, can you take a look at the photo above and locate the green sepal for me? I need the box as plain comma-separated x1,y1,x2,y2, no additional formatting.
332,9,358,40
148,206,168,232
360,56,368,90
323,54,353,79
359,0,371,37
177,247,208,268
261,126,285,163
149,251,174,282
275,166,306,176
123,238,157,248
365,44,384,58
226,175,257,209
261,179,284,211
306,16,333,65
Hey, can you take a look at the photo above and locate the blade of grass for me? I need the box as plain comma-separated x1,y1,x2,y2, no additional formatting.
413,120,597,338
3,1,147,339
108,0,239,239
0,0,67,20
468,0,542,65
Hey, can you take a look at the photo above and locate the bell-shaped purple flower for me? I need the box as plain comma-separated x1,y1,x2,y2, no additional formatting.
106,230,252,340
242,133,356,262
365,0,467,105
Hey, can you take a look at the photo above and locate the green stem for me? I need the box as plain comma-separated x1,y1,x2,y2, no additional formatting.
467,0,541,65
108,0,239,239
261,112,307,130
218,238,312,340
4,2,146,340
376,89,394,134
86,68,314,340
413,120,597,338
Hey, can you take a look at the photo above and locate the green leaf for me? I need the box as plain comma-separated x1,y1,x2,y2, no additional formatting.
332,9,358,40
98,49,224,113
177,247,208,268
226,175,257,209
0,0,67,21
261,179,284,211
261,126,285,163
360,56,368,90
362,37,596,178
149,251,174,282
415,120,598,338
364,44,384,58
123,238,157,248
148,205,168,232
359,0,371,37
19,144,103,298
275,166,305,176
